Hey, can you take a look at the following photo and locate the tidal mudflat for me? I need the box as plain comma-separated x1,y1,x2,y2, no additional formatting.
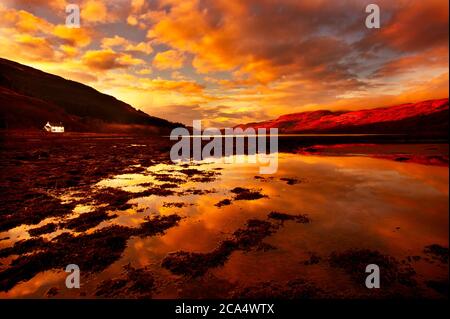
0,132,448,298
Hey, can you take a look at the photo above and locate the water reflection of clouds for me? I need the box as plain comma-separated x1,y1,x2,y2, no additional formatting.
1,152,447,298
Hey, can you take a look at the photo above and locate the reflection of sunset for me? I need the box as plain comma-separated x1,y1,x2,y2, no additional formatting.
0,149,448,298
126,154,448,296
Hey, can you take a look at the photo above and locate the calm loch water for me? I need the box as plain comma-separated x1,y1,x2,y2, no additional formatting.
0,145,448,298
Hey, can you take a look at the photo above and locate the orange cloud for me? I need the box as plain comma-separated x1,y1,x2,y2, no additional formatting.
125,42,153,55
56,69,98,83
12,34,55,60
373,47,449,78
0,5,53,34
146,0,365,85
101,35,129,48
0,28,58,63
136,68,152,75
153,49,185,70
357,0,449,53
82,49,144,71
81,0,117,24
148,79,204,94
102,35,153,55
53,25,92,47
127,0,152,29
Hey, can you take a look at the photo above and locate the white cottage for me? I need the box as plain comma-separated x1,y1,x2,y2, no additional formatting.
44,122,64,133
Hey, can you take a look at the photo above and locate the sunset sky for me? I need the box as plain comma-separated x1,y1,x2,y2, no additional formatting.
0,0,448,127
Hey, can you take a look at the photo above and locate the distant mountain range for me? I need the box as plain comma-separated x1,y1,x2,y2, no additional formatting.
1,58,448,137
0,58,179,133
236,98,449,137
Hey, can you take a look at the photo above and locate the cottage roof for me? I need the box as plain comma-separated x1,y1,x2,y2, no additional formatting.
45,122,64,127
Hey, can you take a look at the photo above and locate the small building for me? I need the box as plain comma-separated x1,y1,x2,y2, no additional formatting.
44,121,64,133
